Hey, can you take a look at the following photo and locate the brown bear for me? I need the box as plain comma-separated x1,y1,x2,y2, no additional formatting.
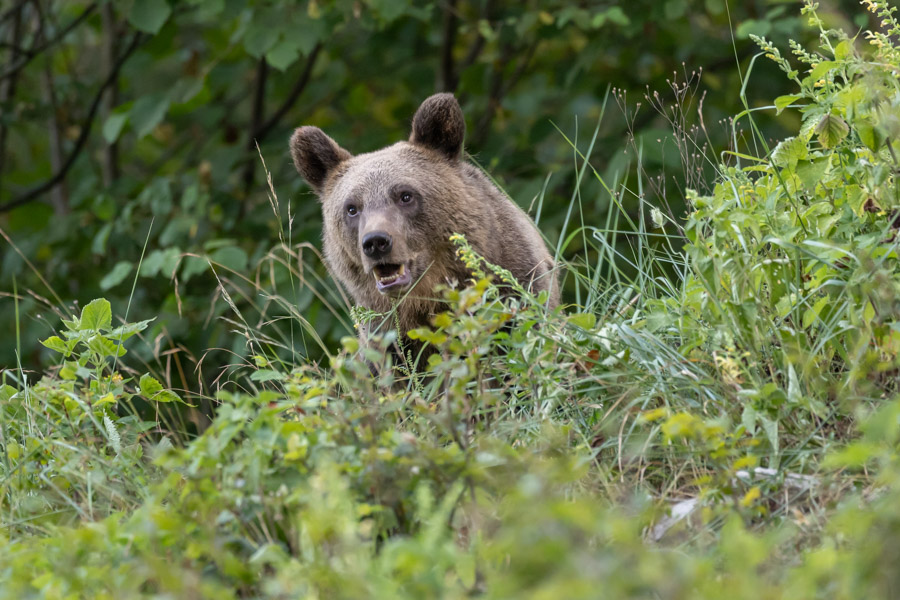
289,94,559,359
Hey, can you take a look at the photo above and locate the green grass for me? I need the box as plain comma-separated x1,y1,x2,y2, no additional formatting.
2,2,900,597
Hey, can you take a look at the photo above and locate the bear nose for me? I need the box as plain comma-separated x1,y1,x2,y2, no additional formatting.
362,231,393,259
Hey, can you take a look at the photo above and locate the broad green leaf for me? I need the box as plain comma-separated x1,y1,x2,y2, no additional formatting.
0,384,17,403
855,118,880,151
102,113,128,143
80,298,112,332
140,248,181,278
138,178,173,216
109,318,155,342
100,261,134,291
802,295,829,329
816,113,849,149
128,0,172,34
139,373,163,396
250,369,287,383
834,39,852,60
139,374,185,404
130,94,171,139
806,61,836,83
771,136,806,168
209,246,248,272
41,335,73,356
736,19,771,39
92,222,113,255
88,335,126,358
568,312,597,330
242,13,279,57
266,38,301,71
863,301,875,324
774,94,803,115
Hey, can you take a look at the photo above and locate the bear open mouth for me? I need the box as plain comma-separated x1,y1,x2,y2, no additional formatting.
373,263,412,293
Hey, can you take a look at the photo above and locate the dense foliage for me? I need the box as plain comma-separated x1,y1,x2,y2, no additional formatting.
3,0,900,598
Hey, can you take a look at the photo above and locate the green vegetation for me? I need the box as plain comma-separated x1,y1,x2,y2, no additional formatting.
3,0,900,598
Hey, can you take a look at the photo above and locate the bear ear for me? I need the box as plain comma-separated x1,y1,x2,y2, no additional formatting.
289,126,352,193
409,93,465,160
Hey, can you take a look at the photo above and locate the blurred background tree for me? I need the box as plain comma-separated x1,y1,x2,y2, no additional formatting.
0,0,864,392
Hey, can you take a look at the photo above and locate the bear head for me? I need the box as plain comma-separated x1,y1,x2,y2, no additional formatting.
289,94,479,318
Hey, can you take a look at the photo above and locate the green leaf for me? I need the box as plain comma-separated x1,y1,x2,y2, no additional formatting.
771,136,806,168
130,94,171,139
266,38,301,71
100,261,134,291
139,373,186,404
139,373,163,396
102,113,128,143
774,94,803,115
816,113,849,149
80,299,112,332
242,13,279,57
250,369,287,383
0,384,17,403
806,61,836,83
855,118,881,151
128,0,172,34
802,295,829,329
567,312,597,330
88,335,127,358
834,39,852,61
41,335,72,355
209,246,248,272
736,19,771,39
140,248,181,278
109,319,155,342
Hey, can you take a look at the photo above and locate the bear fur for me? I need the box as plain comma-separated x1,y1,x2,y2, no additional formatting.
289,94,559,355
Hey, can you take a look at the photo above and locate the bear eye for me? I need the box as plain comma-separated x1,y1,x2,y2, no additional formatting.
399,191,413,204
346,204,359,217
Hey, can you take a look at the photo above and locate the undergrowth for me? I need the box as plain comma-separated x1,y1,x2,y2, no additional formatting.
2,2,900,597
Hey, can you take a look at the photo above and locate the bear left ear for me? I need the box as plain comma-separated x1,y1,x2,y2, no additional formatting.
290,126,352,194
409,93,465,160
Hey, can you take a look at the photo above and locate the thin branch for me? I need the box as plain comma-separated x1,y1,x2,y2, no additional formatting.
100,2,119,185
240,43,323,199
33,0,69,213
0,2,24,188
0,32,143,213
0,2,96,81
241,56,269,194
439,0,459,92
254,42,322,142
471,39,538,147
0,0,29,25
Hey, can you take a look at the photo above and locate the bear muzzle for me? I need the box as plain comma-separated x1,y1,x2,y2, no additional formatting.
372,262,412,293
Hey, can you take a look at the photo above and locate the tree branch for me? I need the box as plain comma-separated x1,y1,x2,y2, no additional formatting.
439,0,459,92
470,39,537,147
0,1,29,25
240,43,322,198
254,42,322,142
0,32,143,213
0,2,24,190
0,2,96,82
241,56,269,195
100,2,119,185
32,0,69,213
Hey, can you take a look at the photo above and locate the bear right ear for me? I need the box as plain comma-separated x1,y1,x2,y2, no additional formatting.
409,93,465,160
289,126,352,193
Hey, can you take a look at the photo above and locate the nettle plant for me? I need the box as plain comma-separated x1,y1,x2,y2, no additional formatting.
671,0,900,453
